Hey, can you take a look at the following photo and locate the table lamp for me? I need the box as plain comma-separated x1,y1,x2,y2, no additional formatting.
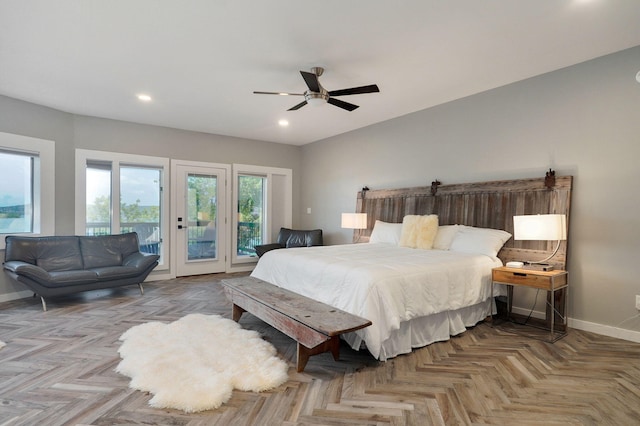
341,213,368,243
513,214,566,270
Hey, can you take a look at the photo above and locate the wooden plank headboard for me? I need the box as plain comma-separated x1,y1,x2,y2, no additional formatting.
354,173,573,270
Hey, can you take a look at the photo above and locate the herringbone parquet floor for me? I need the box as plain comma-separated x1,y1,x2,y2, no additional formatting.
1,273,639,426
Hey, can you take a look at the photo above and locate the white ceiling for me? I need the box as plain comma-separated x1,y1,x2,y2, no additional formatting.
1,1,639,146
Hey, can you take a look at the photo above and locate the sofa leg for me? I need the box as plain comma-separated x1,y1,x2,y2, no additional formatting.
138,283,144,295
40,297,47,312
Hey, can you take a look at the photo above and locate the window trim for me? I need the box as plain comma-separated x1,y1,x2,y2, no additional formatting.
75,149,170,270
232,164,292,265
0,132,55,249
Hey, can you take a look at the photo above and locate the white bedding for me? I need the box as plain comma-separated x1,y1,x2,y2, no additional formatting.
251,243,504,360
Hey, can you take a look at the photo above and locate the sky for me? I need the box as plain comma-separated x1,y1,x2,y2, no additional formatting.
0,153,30,207
0,154,160,208
86,167,160,206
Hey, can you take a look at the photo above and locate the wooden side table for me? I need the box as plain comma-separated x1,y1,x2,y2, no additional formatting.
491,266,568,342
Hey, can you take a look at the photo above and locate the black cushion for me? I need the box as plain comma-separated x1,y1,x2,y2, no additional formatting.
254,228,323,257
254,243,284,258
277,228,323,248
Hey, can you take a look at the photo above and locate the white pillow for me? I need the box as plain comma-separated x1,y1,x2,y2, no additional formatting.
433,225,460,250
399,214,439,249
449,226,512,257
369,220,403,245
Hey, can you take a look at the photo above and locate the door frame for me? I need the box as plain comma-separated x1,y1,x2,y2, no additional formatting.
170,159,231,276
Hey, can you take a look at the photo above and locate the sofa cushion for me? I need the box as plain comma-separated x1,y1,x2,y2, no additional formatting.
4,236,83,272
111,232,143,258
80,236,123,269
80,233,141,269
47,270,100,287
5,260,98,287
91,266,141,280
4,237,39,265
123,252,161,271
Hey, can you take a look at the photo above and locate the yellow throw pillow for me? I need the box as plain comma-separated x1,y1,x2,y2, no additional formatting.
415,214,439,249
399,214,439,249
399,215,420,248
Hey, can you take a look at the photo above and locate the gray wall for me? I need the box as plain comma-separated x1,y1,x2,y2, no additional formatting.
300,46,640,334
0,96,301,299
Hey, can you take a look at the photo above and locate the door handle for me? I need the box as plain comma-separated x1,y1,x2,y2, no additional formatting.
178,225,187,230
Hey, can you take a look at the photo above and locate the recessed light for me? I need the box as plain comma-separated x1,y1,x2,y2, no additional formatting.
278,119,289,127
137,94,152,102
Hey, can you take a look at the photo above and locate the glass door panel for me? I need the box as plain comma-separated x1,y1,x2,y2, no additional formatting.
237,174,265,257
85,163,112,235
187,173,217,261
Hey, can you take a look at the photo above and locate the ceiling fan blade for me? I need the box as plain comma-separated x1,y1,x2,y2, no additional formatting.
300,71,321,92
253,91,304,96
288,100,308,111
327,97,359,111
328,84,380,97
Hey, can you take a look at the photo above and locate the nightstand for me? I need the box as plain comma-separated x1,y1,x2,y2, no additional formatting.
491,266,568,342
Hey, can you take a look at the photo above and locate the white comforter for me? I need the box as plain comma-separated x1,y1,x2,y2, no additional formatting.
251,243,503,360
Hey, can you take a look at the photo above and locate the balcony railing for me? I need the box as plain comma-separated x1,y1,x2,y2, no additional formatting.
238,221,261,256
86,222,161,254
86,221,263,258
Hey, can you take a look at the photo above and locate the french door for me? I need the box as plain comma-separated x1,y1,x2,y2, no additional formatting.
173,161,228,276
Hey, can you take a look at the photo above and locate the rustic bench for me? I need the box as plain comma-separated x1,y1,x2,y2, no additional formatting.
221,276,372,372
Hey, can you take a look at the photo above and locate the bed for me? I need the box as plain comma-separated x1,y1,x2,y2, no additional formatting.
251,172,573,361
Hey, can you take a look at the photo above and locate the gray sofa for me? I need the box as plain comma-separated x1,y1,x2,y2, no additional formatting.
3,233,159,311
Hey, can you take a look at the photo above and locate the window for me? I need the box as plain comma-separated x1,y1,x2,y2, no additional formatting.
232,164,292,264
76,150,169,268
0,132,55,249
0,151,34,234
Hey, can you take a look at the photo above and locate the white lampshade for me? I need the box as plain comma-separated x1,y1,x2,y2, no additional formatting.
341,213,368,229
514,214,567,241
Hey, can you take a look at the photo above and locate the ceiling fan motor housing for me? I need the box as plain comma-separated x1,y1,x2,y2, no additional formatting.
310,66,324,77
305,90,328,106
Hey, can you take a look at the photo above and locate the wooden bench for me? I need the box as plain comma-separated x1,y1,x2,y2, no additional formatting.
221,276,372,372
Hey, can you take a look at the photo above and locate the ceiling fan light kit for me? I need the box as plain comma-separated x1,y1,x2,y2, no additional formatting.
254,67,379,112
305,91,328,107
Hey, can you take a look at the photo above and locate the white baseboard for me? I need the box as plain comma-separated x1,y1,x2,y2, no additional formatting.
511,305,546,320
568,317,640,343
228,264,255,273
511,305,640,344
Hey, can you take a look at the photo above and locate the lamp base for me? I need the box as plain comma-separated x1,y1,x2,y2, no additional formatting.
524,263,555,272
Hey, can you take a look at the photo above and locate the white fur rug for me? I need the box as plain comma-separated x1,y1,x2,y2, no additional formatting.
116,313,289,413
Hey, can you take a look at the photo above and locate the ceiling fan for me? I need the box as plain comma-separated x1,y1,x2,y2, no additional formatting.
253,67,380,111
